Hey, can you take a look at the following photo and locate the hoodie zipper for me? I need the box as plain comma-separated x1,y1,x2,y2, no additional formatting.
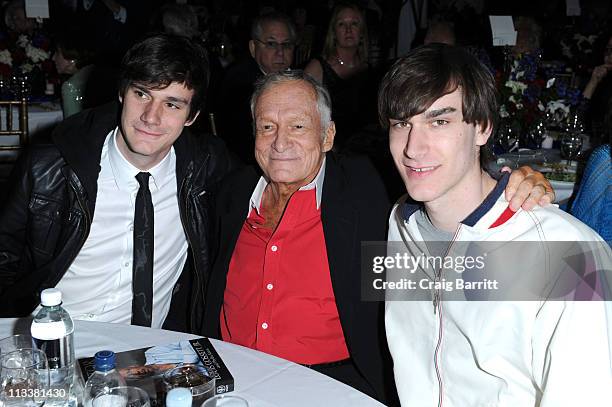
433,226,461,407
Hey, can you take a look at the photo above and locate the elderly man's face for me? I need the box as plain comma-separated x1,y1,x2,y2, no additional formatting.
249,21,294,74
254,80,335,188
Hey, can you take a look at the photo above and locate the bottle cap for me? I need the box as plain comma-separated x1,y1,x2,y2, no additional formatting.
166,388,192,407
40,288,62,306
94,350,116,372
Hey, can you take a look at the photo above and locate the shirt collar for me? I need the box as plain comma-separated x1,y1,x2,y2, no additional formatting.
108,127,175,192
249,157,327,214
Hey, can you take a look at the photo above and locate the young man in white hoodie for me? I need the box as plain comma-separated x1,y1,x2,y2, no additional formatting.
379,43,612,406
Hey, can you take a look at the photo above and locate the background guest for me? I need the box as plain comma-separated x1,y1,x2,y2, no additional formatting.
3,0,36,35
161,4,200,39
53,28,117,117
215,11,296,165
423,19,456,46
304,2,377,150
582,33,612,142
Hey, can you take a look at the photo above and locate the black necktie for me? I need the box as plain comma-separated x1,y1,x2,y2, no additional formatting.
132,172,154,326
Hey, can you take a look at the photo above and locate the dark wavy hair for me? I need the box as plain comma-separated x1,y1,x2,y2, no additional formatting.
378,43,498,167
118,33,209,121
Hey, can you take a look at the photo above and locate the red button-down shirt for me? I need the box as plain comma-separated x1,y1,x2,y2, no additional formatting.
220,187,349,365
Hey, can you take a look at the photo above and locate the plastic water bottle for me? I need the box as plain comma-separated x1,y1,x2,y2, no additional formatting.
31,288,76,406
166,388,193,407
82,350,127,407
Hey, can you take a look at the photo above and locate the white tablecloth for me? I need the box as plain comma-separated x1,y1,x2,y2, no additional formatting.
1,101,62,135
492,150,577,204
0,318,383,407
27,103,64,137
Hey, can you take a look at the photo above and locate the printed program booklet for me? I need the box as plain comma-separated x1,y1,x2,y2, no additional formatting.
78,338,234,406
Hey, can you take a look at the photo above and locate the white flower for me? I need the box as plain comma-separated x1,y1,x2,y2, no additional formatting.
20,63,33,73
538,101,545,111
16,34,29,48
0,49,12,66
560,42,573,59
546,99,570,117
505,80,527,94
25,44,49,63
574,34,597,51
499,105,509,118
546,78,556,89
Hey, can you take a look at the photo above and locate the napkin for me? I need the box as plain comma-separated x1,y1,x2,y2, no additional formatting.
144,340,199,365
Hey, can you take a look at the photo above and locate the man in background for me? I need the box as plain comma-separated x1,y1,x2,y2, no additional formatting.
215,11,296,164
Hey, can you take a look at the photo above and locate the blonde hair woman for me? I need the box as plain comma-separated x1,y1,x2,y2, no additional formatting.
304,3,374,149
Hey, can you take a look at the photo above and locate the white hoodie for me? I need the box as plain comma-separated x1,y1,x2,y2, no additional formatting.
385,177,612,407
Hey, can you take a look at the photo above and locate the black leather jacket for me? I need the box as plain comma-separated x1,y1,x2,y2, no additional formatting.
0,103,232,332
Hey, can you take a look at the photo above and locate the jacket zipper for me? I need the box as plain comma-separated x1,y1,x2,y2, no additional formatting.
433,226,462,407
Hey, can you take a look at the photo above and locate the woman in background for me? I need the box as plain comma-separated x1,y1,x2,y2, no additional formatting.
305,3,377,150
53,29,116,118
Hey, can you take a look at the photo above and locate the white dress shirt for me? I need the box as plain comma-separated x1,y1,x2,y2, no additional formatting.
53,129,188,328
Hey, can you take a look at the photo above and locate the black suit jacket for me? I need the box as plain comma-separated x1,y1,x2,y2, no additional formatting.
203,153,395,402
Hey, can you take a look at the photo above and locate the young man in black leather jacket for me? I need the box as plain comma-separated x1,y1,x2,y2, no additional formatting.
0,33,232,332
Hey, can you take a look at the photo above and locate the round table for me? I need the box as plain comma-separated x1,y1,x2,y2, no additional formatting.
0,318,383,407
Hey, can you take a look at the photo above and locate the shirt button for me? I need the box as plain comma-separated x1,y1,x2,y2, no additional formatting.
87,313,94,319
261,322,268,330
124,262,130,267
271,245,278,252
129,225,134,231
266,283,273,290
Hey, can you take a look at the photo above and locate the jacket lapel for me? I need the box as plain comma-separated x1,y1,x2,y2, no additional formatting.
321,154,358,326
217,167,260,271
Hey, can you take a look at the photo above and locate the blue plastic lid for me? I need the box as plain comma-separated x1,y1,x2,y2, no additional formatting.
94,350,116,372
166,388,192,407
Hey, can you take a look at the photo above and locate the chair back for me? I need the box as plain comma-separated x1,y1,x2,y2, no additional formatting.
0,97,28,184
0,97,29,158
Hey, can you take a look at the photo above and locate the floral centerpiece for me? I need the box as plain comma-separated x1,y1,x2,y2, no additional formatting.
496,50,583,150
0,31,56,97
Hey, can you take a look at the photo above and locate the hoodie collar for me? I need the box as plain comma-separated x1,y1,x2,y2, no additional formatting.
402,172,510,227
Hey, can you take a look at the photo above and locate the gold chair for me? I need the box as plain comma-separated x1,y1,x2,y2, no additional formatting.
0,97,29,180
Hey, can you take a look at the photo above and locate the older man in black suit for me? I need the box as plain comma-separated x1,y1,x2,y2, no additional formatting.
203,71,554,404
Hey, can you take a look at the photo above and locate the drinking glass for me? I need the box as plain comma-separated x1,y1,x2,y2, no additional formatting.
201,394,249,407
0,334,34,356
0,348,49,406
164,364,215,406
560,133,583,164
92,386,150,407
524,118,548,149
495,121,520,153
